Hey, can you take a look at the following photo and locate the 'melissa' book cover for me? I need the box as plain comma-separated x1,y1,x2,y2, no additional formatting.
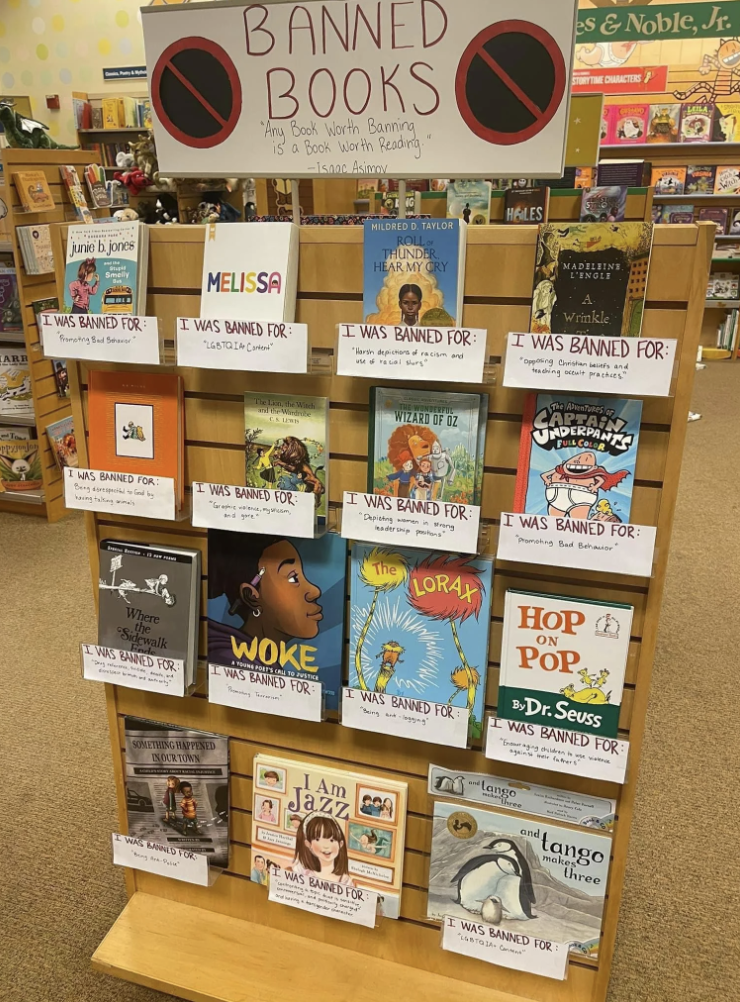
530,222,654,338
349,544,493,739
514,393,643,524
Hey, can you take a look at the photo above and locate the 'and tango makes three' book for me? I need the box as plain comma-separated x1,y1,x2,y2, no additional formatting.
514,393,643,524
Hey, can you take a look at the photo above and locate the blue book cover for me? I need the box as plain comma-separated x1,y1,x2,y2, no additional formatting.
363,218,464,327
207,530,346,711
63,221,141,314
349,543,493,739
514,393,643,524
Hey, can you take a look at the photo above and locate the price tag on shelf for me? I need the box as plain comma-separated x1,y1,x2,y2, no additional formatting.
81,643,185,696
342,688,469,748
336,324,487,382
208,663,323,722
497,513,656,578
176,317,308,372
268,865,379,928
441,915,569,980
64,467,176,521
485,716,629,785
112,833,210,886
39,313,160,365
503,332,677,397
191,481,315,538
341,491,481,555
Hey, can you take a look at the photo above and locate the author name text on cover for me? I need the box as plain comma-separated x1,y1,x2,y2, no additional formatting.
176,317,308,373
64,467,176,520
341,491,480,554
192,481,315,538
337,325,487,382
40,313,160,365
208,663,323,722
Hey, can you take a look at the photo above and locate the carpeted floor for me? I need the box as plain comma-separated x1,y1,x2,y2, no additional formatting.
1,364,738,1002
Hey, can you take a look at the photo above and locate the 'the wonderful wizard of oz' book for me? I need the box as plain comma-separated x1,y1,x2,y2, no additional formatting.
530,222,654,338
514,393,642,524
498,590,633,737
427,800,611,957
349,544,493,739
251,753,408,918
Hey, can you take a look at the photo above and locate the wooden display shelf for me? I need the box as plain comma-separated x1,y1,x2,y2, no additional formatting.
79,127,146,133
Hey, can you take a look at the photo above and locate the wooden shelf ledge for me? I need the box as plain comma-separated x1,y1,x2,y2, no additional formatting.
92,892,530,1002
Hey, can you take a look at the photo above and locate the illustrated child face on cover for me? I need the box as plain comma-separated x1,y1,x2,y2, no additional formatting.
263,770,280,787
398,283,422,325
294,813,350,881
254,855,266,872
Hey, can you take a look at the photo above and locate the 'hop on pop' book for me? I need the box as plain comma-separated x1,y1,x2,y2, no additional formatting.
514,393,643,525
349,544,493,738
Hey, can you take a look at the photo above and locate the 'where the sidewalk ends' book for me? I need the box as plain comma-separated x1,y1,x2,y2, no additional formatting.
514,393,642,524
498,590,633,737
369,386,487,507
98,540,201,685
45,415,77,471
124,717,229,869
200,221,299,322
87,370,184,505
504,187,549,225
63,220,148,314
446,180,491,225
349,543,493,739
244,391,328,525
207,529,346,711
363,218,466,327
251,753,408,918
427,800,611,957
530,222,654,338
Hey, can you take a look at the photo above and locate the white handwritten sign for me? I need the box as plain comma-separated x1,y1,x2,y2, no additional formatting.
442,915,569,980
208,662,323,722
268,865,379,928
82,643,185,696
112,833,210,886
485,716,629,784
503,333,677,397
40,313,160,365
497,512,656,578
64,467,176,521
337,324,487,382
342,687,469,747
341,491,480,554
176,317,308,373
192,480,315,537
141,0,579,178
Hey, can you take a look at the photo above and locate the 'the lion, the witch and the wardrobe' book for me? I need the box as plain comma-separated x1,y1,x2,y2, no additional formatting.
427,800,611,957
514,393,643,524
348,544,493,739
250,753,407,918
530,222,654,338
206,529,346,711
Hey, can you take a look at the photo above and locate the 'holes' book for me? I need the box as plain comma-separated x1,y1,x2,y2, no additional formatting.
63,220,148,315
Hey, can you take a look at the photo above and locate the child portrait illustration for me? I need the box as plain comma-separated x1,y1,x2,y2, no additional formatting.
68,258,99,315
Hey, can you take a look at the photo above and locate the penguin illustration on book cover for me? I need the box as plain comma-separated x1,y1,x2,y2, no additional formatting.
451,837,536,922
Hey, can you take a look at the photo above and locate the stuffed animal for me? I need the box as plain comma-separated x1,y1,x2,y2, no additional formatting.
113,207,139,221
0,103,78,149
154,193,178,224
113,166,151,196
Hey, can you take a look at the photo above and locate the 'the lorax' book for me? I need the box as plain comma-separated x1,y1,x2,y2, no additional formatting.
349,544,493,739
63,221,148,314
206,529,346,711
200,222,299,322
250,753,408,918
244,391,328,524
427,800,611,957
514,393,643,524
498,590,633,737
530,222,654,338
363,218,466,327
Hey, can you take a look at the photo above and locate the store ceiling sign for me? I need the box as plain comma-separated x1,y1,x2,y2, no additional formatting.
141,0,580,178
572,66,669,96
577,3,740,43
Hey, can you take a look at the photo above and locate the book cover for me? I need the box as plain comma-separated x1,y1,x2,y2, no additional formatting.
52,359,69,398
251,753,408,918
244,391,328,524
63,221,143,314
0,425,32,441
200,221,299,322
102,98,121,128
18,225,55,275
207,529,346,711
574,167,596,189
349,544,493,739
87,370,183,502
0,439,42,490
660,205,694,224
612,103,649,144
714,166,740,194
706,272,739,298
596,159,651,187
356,178,379,200
649,166,686,195
646,104,680,143
503,187,549,225
713,102,740,141
84,163,111,209
530,222,654,338
427,800,611,956
124,717,229,868
0,346,33,420
363,218,465,328
514,393,643,524
697,207,729,234
685,164,716,194
498,590,633,737
45,415,77,470
369,386,486,506
446,181,491,225
13,170,55,213
376,190,421,216
0,270,22,332
600,104,615,144
579,186,628,223
729,209,740,235
680,102,715,142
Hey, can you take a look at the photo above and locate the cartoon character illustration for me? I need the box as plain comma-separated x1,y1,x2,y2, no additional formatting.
262,770,280,788
618,116,643,141
68,258,99,315
410,458,434,500
163,775,179,822
257,798,277,824
540,451,629,521
595,612,620,637
385,452,416,498
374,640,405,693
398,282,422,326
675,37,740,101
380,798,394,820
178,781,199,834
143,573,175,606
452,838,536,922
250,854,269,885
560,668,612,705
99,556,178,606
121,420,146,442
429,440,456,500
647,107,679,143
290,811,354,885
9,457,30,481
360,794,376,816
576,41,639,69
352,548,410,692
433,774,466,797
272,436,324,498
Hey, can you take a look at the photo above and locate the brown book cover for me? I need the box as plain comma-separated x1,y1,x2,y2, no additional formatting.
13,171,55,213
